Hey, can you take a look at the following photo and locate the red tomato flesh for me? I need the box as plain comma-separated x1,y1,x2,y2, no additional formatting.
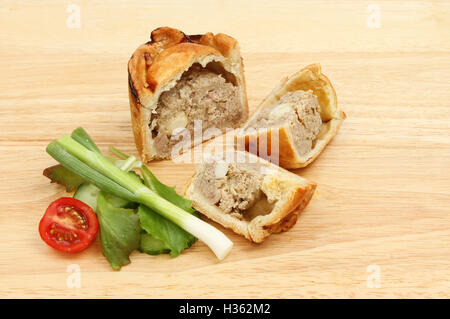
39,197,98,253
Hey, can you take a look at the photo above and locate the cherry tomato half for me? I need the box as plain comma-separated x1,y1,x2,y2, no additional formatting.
39,197,98,253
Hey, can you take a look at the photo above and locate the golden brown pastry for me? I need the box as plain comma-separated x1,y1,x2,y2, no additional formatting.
236,64,345,169
184,150,316,243
128,27,249,162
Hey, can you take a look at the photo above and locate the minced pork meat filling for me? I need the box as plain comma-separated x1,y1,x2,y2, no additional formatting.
247,90,322,156
193,161,272,220
151,64,242,158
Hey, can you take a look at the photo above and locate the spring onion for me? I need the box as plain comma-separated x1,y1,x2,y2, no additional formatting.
47,136,233,260
71,127,102,154
109,146,130,160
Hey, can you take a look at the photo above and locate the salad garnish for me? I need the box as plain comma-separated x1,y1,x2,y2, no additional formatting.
41,128,233,269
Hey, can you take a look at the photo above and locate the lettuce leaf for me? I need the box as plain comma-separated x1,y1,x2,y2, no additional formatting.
43,164,84,192
140,166,195,214
138,165,198,257
139,232,170,255
97,192,140,270
138,205,196,257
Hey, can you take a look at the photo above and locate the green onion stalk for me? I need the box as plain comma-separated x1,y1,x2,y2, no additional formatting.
47,136,233,260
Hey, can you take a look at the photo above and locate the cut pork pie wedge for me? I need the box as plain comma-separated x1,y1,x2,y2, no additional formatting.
184,150,316,243
128,27,249,162
236,64,346,169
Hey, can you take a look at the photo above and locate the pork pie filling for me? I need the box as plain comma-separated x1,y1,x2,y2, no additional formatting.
247,90,322,156
150,63,243,158
193,161,275,221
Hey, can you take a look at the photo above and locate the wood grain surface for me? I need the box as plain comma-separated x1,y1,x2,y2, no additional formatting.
1,0,449,298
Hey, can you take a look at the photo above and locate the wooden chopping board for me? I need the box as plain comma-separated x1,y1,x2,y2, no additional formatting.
1,0,449,298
